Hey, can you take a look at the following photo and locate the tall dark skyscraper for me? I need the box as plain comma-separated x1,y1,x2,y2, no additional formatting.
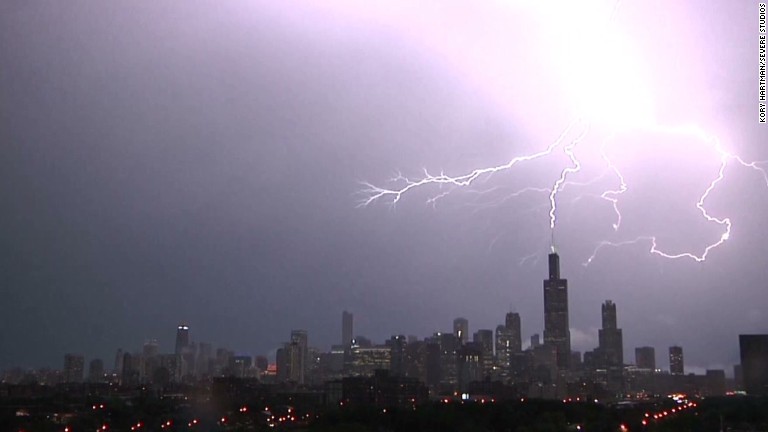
389,335,407,377
175,324,190,356
598,300,623,367
669,346,684,375
739,334,768,396
543,251,570,369
342,311,353,348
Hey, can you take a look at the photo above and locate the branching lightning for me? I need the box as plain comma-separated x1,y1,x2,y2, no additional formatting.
585,125,768,265
357,118,582,208
358,1,768,266
547,120,589,231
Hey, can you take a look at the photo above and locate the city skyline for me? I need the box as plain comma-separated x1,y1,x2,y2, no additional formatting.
0,246,760,375
1,0,766,375
2,251,748,381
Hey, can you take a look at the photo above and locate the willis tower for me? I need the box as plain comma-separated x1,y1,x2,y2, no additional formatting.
543,251,571,370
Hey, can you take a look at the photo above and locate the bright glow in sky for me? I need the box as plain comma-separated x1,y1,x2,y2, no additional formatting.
535,0,656,127
354,0,767,264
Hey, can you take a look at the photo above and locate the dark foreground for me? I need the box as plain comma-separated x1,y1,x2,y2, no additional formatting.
2,384,767,431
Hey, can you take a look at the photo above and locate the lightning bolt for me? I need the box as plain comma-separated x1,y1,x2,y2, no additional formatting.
599,133,628,231
358,118,583,211
359,2,768,265
548,120,589,232
361,119,767,266
584,124,768,265
360,118,591,249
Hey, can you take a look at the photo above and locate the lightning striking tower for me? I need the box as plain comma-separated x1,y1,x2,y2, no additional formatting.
543,251,571,370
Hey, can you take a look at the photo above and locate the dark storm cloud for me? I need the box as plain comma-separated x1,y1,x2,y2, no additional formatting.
0,0,766,374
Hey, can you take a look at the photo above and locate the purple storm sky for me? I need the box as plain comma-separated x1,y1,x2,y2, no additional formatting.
1,0,766,374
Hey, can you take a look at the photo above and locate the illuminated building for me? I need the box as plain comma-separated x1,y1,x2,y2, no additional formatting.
739,334,768,396
635,346,656,370
453,317,469,345
438,332,460,387
543,251,571,370
63,353,84,383
496,325,512,371
424,332,460,390
473,329,494,377
598,300,623,367
175,324,190,356
669,346,684,375
349,343,391,376
457,342,484,391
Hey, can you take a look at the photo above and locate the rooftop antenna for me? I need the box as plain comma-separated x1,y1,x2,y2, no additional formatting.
550,229,557,253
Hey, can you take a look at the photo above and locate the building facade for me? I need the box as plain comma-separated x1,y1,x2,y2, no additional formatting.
635,346,656,370
669,346,684,375
453,318,469,345
598,300,623,367
543,252,570,370
739,334,768,396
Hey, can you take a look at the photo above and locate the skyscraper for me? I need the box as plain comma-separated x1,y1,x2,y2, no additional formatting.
635,346,656,370
598,300,623,367
473,329,494,377
543,251,570,370
342,311,353,348
495,325,512,368
505,312,522,353
63,354,84,383
175,324,190,356
453,317,469,345
669,346,684,375
389,335,407,377
739,334,768,396
88,358,104,382
497,312,523,371
290,329,308,384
